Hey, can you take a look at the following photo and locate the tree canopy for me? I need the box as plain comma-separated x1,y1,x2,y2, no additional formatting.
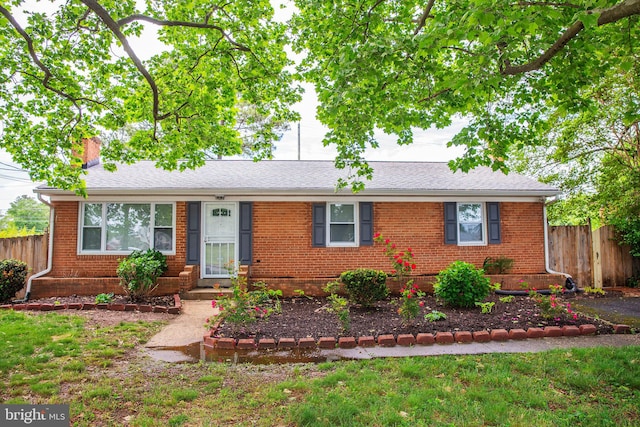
0,0,639,195
0,195,49,234
291,0,640,188
0,0,300,192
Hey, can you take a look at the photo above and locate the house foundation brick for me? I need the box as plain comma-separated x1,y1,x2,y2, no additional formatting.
454,331,473,343
338,337,357,349
237,339,256,350
579,324,597,335
614,324,631,334
490,329,509,341
397,334,416,346
216,338,235,349
278,338,296,349
508,329,527,340
357,336,375,347
435,332,454,344
378,334,396,347
562,325,580,336
472,331,491,342
543,326,563,337
298,337,316,349
318,337,336,349
416,333,435,345
258,338,276,349
526,327,545,338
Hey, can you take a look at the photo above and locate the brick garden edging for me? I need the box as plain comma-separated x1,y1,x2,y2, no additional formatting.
203,323,633,351
0,294,182,315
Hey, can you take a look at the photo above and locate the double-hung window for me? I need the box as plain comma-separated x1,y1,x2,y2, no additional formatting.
328,203,357,246
444,202,501,246
80,202,175,254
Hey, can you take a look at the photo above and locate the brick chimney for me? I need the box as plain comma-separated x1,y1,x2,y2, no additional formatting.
80,137,101,169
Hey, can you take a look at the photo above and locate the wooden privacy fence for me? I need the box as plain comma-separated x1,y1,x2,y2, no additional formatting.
548,225,640,288
0,226,638,290
0,233,48,275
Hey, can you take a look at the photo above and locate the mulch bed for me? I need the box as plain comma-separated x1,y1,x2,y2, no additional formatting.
24,294,176,307
215,293,616,341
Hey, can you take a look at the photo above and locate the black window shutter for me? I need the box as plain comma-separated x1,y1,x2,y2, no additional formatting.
238,202,253,265
487,202,501,244
359,202,374,246
312,203,326,247
186,202,201,264
444,202,458,245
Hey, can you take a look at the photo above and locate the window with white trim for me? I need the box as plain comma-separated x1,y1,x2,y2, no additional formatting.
327,203,357,246
80,202,175,254
457,202,486,245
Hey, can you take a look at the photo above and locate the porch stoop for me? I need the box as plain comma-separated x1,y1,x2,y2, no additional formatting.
181,287,233,300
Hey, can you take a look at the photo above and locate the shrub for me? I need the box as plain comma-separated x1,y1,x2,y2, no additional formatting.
340,268,388,306
117,249,168,301
323,280,350,332
0,259,28,303
434,261,491,308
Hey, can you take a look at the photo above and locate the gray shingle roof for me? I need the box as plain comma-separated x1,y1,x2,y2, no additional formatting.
35,160,558,197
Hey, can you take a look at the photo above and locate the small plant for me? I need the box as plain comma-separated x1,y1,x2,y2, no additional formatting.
117,249,168,302
499,295,515,303
583,287,606,296
482,256,514,274
0,259,28,303
293,289,312,299
434,261,491,308
424,310,447,322
397,282,426,325
489,282,501,291
95,293,115,304
339,268,388,307
475,301,495,314
528,289,578,321
323,281,351,332
549,284,564,296
626,275,639,288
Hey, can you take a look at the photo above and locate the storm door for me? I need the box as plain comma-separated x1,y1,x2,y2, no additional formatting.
202,202,237,278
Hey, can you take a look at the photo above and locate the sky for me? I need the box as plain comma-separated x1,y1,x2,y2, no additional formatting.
0,1,467,213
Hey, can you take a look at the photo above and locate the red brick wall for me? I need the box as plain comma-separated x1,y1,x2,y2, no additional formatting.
250,201,547,279
47,200,546,281
49,201,186,277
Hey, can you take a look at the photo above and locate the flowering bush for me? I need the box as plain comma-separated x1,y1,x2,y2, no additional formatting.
374,232,423,324
210,269,281,331
528,288,578,321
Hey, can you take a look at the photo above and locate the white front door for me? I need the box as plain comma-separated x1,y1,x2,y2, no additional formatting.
202,202,237,278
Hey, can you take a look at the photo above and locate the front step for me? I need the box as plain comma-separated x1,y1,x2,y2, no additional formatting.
197,278,232,288
182,287,233,301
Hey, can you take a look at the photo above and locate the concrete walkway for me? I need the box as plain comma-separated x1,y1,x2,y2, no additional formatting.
145,300,212,348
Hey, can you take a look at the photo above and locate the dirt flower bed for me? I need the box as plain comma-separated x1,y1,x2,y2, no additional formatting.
27,294,176,307
215,293,616,341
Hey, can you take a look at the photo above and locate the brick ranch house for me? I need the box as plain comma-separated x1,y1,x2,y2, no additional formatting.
29,141,567,298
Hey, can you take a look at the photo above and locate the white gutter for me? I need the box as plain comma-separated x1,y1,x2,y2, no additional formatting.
543,200,576,288
20,194,54,301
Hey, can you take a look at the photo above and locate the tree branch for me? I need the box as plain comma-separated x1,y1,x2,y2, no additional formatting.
502,0,640,75
414,0,436,35
0,6,83,124
79,0,164,137
116,14,250,52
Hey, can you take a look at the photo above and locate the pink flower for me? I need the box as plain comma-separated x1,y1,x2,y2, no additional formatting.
211,300,217,308
419,301,425,307
391,269,396,274
407,247,412,252
391,243,396,249
384,239,390,244
573,314,578,320
399,252,404,257
411,264,417,270
407,293,412,299
374,232,381,238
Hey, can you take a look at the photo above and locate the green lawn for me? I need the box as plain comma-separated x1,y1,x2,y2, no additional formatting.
1,310,638,426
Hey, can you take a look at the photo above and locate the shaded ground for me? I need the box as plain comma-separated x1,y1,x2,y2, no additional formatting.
572,296,640,329
216,293,620,341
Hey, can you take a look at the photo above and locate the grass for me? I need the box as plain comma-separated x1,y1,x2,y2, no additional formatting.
0,310,639,426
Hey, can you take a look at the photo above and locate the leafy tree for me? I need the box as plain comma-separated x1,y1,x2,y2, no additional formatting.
0,1,301,193
291,0,640,189
511,66,639,255
0,195,49,234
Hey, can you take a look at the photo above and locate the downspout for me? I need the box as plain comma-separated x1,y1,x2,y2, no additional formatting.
496,197,576,295
13,193,54,303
